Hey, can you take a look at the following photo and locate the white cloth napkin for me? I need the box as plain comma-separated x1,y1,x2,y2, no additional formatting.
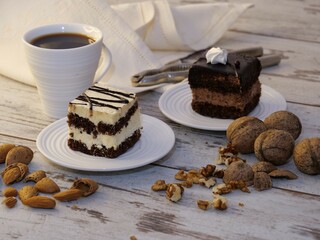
0,0,252,93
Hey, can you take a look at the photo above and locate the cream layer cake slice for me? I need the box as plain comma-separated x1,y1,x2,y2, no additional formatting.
67,83,141,158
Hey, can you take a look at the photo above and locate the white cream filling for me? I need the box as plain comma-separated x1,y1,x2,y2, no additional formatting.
68,84,137,125
69,110,141,149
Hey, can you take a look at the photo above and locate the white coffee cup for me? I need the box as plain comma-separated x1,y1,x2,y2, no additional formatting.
23,23,112,119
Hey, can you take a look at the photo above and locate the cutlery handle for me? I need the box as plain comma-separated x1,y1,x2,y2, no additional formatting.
259,54,282,68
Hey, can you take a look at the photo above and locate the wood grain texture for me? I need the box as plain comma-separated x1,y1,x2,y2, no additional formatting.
1,0,320,239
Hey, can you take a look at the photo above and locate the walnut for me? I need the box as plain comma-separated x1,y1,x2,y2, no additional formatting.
151,180,167,191
223,160,254,186
197,200,211,210
186,169,203,184
293,138,320,175
175,170,188,181
253,172,272,191
213,195,228,210
227,180,250,193
199,177,216,188
264,111,302,140
200,164,216,177
269,169,298,180
212,183,232,195
166,184,184,202
213,169,225,178
252,161,277,173
254,129,295,166
215,144,239,165
179,180,193,188
227,116,267,154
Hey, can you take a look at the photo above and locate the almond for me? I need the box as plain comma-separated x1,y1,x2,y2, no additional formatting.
0,143,15,163
24,170,46,183
2,167,21,185
24,196,56,209
19,185,38,203
53,189,83,202
2,196,17,208
5,145,34,166
71,178,98,197
35,177,60,193
1,163,29,185
2,187,18,197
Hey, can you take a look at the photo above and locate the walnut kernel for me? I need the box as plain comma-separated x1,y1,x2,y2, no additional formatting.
213,195,228,210
197,200,211,210
151,180,167,191
166,184,184,202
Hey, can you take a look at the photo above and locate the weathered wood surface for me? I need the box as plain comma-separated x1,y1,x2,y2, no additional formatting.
1,0,320,240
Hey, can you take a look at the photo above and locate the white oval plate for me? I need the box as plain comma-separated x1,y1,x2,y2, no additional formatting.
159,82,286,131
36,114,175,172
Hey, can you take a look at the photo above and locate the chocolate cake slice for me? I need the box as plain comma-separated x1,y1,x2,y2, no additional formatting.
188,52,262,119
67,83,141,158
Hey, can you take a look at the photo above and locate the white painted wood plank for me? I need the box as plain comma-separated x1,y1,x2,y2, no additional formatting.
0,155,319,240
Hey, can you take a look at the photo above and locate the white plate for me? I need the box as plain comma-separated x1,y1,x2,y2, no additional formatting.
159,82,286,131
36,114,175,172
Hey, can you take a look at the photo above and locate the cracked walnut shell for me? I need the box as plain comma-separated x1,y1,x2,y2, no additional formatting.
223,160,254,186
254,129,295,166
293,138,320,175
252,161,277,173
253,172,272,191
227,116,267,154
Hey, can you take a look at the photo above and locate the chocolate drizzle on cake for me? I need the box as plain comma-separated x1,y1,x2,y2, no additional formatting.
72,86,136,110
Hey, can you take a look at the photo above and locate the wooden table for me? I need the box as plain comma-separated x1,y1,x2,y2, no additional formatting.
1,0,319,239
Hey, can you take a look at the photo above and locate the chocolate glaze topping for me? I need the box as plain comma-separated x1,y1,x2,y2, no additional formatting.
188,53,261,90
71,85,135,110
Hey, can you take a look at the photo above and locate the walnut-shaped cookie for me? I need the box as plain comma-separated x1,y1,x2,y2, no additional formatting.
293,138,320,175
254,129,295,166
226,116,267,154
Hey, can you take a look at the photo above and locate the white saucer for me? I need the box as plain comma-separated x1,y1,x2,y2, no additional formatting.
159,82,286,131
36,114,175,172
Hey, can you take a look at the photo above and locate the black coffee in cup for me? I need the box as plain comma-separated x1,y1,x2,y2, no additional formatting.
31,33,95,49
